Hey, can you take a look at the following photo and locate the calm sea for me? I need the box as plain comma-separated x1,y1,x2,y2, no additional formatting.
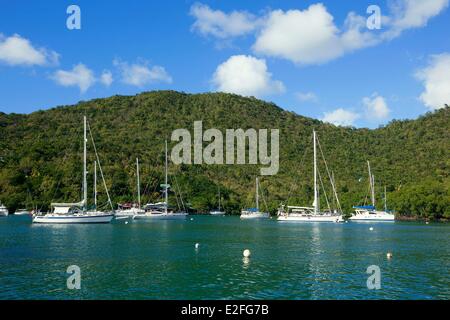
0,215,449,299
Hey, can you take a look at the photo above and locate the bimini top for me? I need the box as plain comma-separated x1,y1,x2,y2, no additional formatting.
245,207,259,212
353,205,375,210
51,201,84,214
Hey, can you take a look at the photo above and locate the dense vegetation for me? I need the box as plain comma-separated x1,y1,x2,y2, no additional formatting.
0,91,449,220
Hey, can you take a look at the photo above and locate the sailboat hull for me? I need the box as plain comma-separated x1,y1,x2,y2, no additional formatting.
210,211,225,216
14,211,31,216
278,214,343,223
33,213,114,224
240,212,270,219
115,209,145,219
349,212,395,222
133,212,187,220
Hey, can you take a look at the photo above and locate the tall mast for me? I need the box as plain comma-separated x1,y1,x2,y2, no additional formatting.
313,130,318,214
94,161,97,209
83,115,87,211
256,177,259,212
136,158,141,209
218,186,221,211
165,140,168,214
367,161,375,207
384,185,387,212
372,174,376,207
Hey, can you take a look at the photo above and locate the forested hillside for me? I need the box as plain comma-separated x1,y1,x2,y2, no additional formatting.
0,91,448,219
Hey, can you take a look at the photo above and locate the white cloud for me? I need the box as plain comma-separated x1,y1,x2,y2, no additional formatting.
192,2,448,65
51,63,95,93
252,4,387,65
296,91,318,103
113,59,172,87
100,70,113,87
255,1,449,65
190,3,259,39
253,4,347,64
322,108,360,126
363,94,390,120
415,53,450,110
212,55,285,97
388,0,449,35
0,34,59,66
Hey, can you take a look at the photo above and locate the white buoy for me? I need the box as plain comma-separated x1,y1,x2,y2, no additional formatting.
195,243,200,249
190,218,194,221
125,221,129,225
426,221,429,225
243,249,251,258
387,252,393,259
369,227,374,231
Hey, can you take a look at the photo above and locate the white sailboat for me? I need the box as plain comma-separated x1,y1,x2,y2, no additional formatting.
33,116,114,224
15,190,33,215
210,186,225,215
133,140,187,220
349,161,395,222
240,177,270,219
14,209,31,216
0,202,8,217
115,158,145,220
277,130,343,223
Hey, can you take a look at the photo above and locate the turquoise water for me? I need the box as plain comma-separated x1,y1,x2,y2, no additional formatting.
0,215,449,300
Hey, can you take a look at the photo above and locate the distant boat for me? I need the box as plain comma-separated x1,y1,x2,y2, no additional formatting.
277,130,343,223
240,177,270,219
210,186,225,215
349,162,395,222
15,190,33,216
0,202,9,217
115,158,145,220
14,209,31,216
33,116,114,224
133,140,187,220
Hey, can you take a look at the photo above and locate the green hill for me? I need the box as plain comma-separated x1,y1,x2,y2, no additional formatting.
0,91,449,219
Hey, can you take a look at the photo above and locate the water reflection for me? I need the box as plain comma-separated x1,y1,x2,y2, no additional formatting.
242,257,250,269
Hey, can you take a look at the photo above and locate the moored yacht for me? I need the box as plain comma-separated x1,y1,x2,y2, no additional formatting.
134,204,188,220
33,202,113,224
240,177,270,219
32,116,114,224
349,165,395,222
115,158,145,220
133,140,187,220
350,206,395,222
277,130,343,223
210,186,225,215
115,204,145,220
278,206,343,223
0,202,8,217
14,209,31,216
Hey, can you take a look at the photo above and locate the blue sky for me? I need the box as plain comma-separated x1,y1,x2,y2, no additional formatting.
0,0,449,128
